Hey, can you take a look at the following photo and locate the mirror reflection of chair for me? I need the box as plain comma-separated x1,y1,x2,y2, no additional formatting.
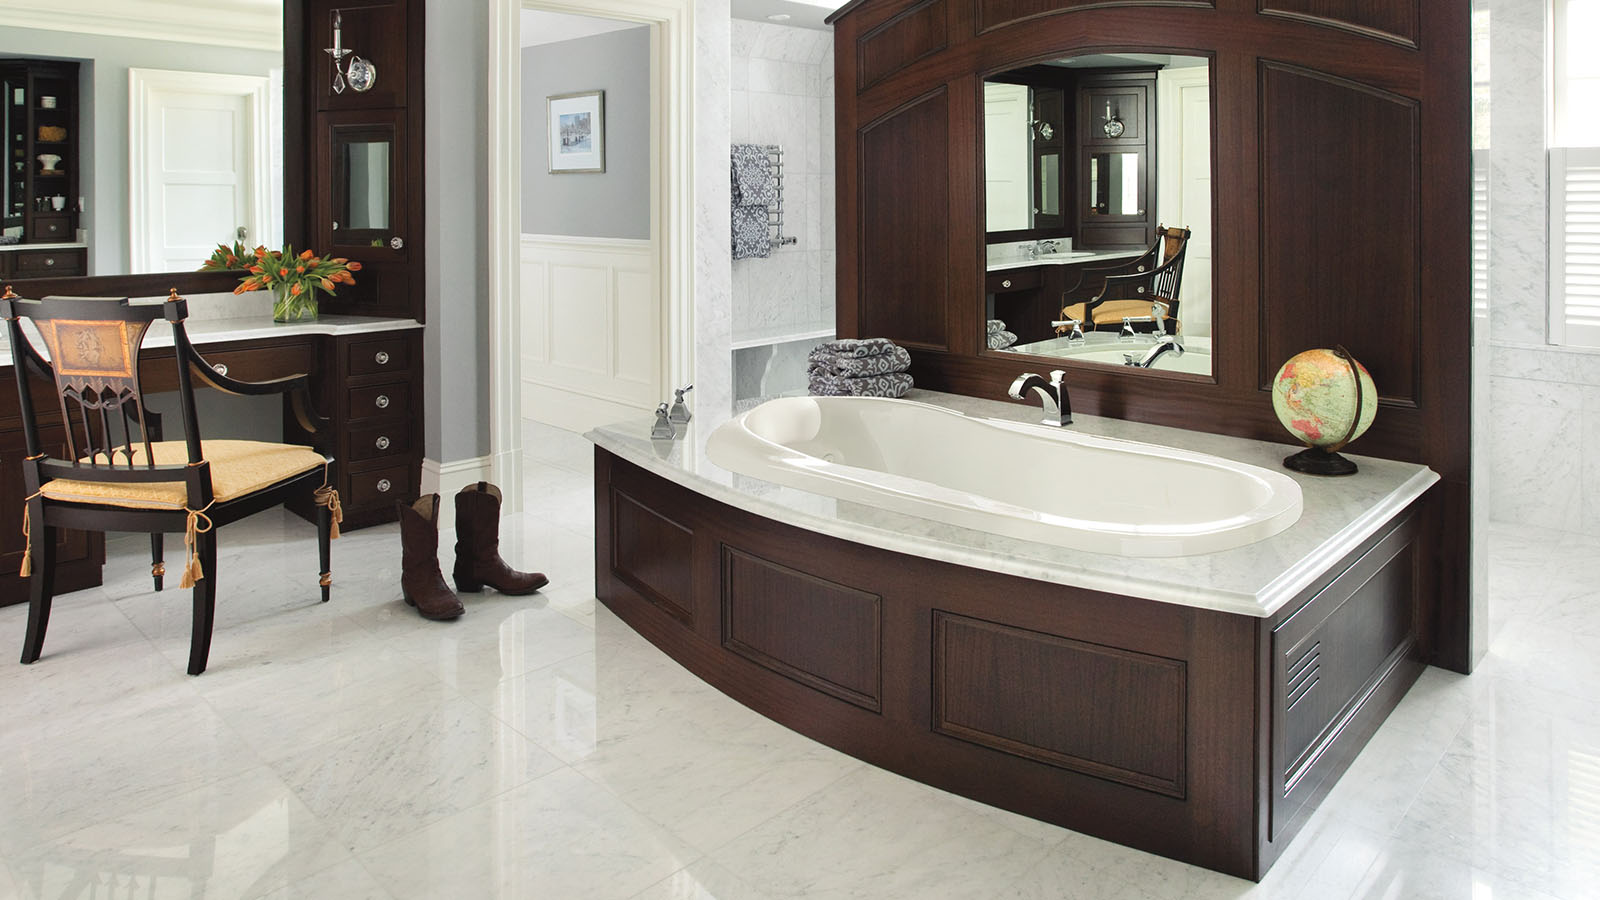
3,288,341,676
1058,224,1191,335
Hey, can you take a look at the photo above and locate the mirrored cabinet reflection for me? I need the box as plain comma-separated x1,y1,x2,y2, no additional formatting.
0,58,85,277
320,111,405,256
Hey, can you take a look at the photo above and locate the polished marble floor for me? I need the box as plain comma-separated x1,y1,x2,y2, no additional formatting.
0,421,1595,899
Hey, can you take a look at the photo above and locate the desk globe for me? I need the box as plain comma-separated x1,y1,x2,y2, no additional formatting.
1271,347,1377,476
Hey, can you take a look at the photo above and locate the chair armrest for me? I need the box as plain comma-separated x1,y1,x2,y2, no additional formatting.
184,345,331,435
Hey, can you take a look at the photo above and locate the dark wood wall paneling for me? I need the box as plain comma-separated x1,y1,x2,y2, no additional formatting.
827,0,1472,671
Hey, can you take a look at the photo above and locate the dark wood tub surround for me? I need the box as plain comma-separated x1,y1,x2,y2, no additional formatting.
596,447,1426,880
827,0,1472,670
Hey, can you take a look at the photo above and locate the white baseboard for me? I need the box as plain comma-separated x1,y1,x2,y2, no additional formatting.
420,455,496,528
521,381,653,434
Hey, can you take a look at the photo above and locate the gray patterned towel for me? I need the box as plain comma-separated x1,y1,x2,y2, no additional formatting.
811,337,902,358
731,144,776,209
807,345,911,377
808,371,914,398
986,330,1018,350
987,319,1007,334
732,205,771,260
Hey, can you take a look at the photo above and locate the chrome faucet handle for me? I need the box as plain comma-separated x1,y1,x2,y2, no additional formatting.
669,384,694,424
651,403,676,440
1049,369,1067,388
1149,301,1169,337
1050,318,1085,341
1120,317,1138,341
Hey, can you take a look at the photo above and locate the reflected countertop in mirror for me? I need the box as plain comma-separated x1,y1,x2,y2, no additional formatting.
986,244,1142,273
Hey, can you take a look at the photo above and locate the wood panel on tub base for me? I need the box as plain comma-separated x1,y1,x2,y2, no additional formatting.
594,448,1426,880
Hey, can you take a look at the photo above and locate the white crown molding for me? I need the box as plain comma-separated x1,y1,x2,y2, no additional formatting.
3,0,282,52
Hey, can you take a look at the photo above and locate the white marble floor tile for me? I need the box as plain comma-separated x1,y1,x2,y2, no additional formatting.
358,767,700,900
9,767,351,900
630,859,780,900
707,765,1064,899
0,859,17,900
270,696,563,852
384,601,598,695
0,694,259,856
0,635,197,752
247,858,397,900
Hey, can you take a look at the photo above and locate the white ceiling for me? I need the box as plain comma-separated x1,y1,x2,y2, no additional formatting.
1,0,282,50
730,0,841,32
521,10,647,48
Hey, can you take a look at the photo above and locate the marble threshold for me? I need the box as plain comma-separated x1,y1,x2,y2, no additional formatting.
587,389,1438,618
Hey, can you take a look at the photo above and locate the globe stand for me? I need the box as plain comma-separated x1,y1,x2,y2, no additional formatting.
1284,447,1358,476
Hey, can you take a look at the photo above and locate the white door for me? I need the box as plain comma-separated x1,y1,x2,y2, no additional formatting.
984,82,1031,232
1156,66,1213,337
129,69,272,273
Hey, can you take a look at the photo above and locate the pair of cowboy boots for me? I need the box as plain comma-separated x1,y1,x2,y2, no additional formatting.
398,482,549,620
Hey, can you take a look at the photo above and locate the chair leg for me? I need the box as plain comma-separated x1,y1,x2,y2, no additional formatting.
151,533,165,592
187,530,219,676
20,512,57,665
317,502,332,603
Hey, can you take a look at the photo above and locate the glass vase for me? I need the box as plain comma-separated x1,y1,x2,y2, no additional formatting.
271,283,318,322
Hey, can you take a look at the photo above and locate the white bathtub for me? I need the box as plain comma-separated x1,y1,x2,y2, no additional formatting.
706,396,1304,557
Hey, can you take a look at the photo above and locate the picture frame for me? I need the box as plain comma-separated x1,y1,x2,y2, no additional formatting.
547,90,605,174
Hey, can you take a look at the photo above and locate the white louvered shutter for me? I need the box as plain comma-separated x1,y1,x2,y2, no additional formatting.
1551,148,1600,347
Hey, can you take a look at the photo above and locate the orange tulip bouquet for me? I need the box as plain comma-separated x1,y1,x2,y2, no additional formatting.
200,242,363,322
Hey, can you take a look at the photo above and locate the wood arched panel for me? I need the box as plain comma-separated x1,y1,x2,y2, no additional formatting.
1258,61,1420,405
1258,0,1420,49
858,89,952,350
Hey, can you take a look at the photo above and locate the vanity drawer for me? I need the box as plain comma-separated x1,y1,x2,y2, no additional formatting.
348,463,412,507
12,247,85,276
346,335,411,377
193,344,314,383
986,267,1040,294
347,383,410,421
347,422,412,462
27,216,72,243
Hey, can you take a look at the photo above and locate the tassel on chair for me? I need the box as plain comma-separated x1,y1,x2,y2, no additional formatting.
19,504,31,578
179,504,215,590
314,485,344,540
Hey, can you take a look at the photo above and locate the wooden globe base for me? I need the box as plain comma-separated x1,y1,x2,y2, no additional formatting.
1284,447,1359,476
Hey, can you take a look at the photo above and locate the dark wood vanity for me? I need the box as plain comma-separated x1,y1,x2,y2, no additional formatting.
0,0,428,605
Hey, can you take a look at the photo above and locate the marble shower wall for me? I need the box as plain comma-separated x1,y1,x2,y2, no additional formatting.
729,21,837,341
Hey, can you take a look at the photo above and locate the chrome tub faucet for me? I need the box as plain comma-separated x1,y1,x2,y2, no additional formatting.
1125,335,1186,368
1008,369,1072,426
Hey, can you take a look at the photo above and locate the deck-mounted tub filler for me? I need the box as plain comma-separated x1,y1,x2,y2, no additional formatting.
586,390,1439,880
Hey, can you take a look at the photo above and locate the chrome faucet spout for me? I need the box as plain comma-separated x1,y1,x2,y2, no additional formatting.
1007,369,1072,426
1128,336,1185,368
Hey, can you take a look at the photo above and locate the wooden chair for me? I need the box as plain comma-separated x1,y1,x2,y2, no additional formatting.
3,288,342,675
1058,225,1192,334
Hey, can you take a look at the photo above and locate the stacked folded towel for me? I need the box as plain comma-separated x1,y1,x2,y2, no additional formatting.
808,338,913,398
987,318,1018,351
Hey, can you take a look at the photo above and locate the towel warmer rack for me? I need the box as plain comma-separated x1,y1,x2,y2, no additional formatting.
762,144,799,247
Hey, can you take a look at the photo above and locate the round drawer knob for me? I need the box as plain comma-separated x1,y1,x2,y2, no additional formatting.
375,435,391,451
375,394,390,410
375,351,390,365
44,257,55,266
1001,279,1012,289
376,478,392,493
212,363,228,376
390,236,404,250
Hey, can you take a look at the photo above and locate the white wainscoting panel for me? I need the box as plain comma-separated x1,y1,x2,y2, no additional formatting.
520,234,661,432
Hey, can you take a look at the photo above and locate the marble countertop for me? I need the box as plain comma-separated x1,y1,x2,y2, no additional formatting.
0,241,87,252
586,389,1438,618
0,312,422,363
986,249,1143,273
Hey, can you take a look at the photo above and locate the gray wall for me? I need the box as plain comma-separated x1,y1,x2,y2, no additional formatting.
521,27,650,239
424,0,491,463
0,27,280,275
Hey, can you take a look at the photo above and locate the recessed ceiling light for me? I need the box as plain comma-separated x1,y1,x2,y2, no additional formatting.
768,13,791,20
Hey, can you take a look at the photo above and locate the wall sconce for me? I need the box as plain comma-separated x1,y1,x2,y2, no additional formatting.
325,11,378,94
1102,101,1124,138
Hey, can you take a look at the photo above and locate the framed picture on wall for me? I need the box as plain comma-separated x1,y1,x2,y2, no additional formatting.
547,90,605,174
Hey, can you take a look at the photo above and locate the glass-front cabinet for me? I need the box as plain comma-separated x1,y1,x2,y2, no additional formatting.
0,58,84,276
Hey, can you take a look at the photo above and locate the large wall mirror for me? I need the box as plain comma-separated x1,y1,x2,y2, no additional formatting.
0,3,284,285
982,52,1213,377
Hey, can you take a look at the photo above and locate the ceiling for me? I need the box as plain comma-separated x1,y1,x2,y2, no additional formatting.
521,10,648,48
730,0,841,32
1,0,282,50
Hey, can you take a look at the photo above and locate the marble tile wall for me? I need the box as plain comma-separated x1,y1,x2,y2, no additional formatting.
695,0,735,425
729,21,836,345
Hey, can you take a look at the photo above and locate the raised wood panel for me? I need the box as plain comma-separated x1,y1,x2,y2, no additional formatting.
1259,62,1420,406
977,0,1215,33
611,487,695,623
721,546,883,711
1258,0,1420,49
859,90,951,349
933,612,1188,797
857,0,948,92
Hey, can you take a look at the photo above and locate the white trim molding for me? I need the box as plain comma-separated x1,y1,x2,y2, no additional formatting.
487,0,696,514
3,0,281,51
420,456,497,529
128,68,273,272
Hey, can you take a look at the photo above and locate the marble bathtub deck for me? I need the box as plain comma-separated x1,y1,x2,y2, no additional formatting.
0,420,1591,900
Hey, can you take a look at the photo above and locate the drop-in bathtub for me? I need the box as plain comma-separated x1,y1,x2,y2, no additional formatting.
706,395,1303,557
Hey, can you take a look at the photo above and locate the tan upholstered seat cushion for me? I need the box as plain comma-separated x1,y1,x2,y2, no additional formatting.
40,440,326,510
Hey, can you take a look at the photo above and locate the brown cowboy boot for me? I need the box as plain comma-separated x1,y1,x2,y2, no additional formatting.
453,482,549,595
398,495,465,620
